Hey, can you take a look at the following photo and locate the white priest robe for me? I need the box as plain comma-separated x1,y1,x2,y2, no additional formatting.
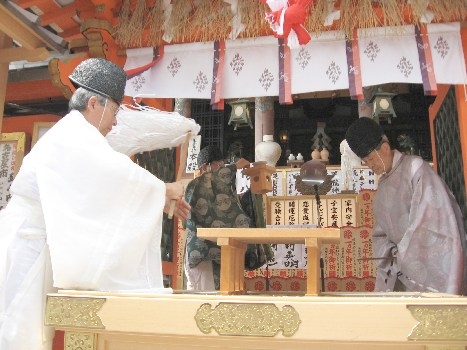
372,150,467,294
0,110,169,350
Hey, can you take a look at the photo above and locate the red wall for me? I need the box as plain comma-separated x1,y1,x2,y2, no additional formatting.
2,114,61,153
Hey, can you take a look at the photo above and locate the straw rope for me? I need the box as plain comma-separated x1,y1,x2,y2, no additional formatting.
147,0,165,47
162,0,191,44
427,0,467,23
114,0,146,48
240,0,270,39
115,0,467,48
113,0,131,47
306,0,328,35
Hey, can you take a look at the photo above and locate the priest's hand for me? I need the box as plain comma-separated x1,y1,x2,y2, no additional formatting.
165,182,191,220
165,181,185,200
165,197,190,220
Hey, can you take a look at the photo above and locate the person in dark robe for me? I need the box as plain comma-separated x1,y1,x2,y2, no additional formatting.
184,145,251,290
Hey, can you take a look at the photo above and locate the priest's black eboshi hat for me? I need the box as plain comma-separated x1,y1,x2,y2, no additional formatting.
197,145,223,169
69,58,127,105
345,117,384,158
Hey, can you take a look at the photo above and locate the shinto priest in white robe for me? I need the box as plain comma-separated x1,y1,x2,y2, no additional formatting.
373,150,467,294
0,110,170,350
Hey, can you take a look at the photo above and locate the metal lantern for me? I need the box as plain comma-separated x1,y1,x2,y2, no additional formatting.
370,90,397,124
228,100,253,130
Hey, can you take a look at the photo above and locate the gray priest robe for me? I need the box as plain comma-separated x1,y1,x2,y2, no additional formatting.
372,150,467,294
0,110,170,350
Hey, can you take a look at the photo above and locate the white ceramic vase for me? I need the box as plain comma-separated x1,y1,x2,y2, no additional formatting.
255,135,281,166
311,148,321,160
320,147,329,161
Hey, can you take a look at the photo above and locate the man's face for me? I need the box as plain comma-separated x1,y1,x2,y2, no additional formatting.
87,96,119,136
361,144,390,175
97,99,119,136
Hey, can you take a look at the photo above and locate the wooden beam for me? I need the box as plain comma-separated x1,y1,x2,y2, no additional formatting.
0,4,44,50
39,0,94,26
0,32,13,133
68,38,88,50
0,46,49,63
6,79,65,103
0,0,67,53
14,0,50,11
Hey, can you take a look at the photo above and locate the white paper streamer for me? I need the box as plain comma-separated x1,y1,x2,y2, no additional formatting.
106,104,201,156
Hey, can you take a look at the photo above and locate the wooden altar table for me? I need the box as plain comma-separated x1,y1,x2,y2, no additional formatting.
197,227,341,295
46,290,467,350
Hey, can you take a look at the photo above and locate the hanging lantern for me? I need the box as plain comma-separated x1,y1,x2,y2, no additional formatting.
228,100,254,130
370,89,397,124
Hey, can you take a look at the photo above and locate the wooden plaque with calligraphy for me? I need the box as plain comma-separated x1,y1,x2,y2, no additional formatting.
266,194,359,227
0,132,26,210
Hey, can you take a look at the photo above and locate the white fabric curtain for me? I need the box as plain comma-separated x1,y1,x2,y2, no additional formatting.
358,25,423,86
427,22,467,84
222,36,279,98
290,31,349,94
124,22,466,99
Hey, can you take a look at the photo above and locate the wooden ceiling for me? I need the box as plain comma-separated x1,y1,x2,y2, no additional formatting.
0,0,123,117
0,0,121,63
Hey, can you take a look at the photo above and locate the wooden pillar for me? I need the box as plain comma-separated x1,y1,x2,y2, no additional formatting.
458,24,467,199
173,98,192,290
455,84,467,194
0,32,13,133
305,237,321,295
174,98,192,118
254,96,275,151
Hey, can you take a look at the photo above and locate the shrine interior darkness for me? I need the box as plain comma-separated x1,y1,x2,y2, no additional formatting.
4,68,433,167
193,83,434,166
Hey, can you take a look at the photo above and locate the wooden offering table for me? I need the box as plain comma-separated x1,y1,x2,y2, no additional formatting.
197,227,340,295
46,290,467,350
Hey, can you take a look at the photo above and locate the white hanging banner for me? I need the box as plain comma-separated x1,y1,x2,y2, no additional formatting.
221,36,280,99
291,31,349,94
123,22,466,99
427,22,467,84
358,25,423,86
125,42,214,99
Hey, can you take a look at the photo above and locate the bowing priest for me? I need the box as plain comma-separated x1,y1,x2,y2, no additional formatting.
345,117,467,295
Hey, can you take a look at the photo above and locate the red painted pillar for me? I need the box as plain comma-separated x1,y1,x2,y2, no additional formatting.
52,330,64,350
